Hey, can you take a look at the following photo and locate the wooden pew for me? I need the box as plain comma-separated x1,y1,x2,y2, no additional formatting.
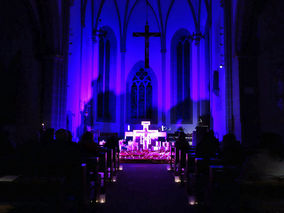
98,132,120,182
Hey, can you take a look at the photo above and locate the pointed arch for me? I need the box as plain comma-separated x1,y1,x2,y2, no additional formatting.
165,0,175,35
94,0,106,32
165,0,198,34
126,0,161,39
113,0,122,42
186,0,199,32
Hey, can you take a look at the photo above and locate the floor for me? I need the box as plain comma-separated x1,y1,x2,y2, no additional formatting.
96,163,191,213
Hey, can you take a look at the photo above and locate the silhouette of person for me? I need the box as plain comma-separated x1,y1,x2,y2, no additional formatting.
175,127,189,168
104,135,119,150
55,129,69,144
79,131,100,155
40,128,55,145
220,133,243,166
196,130,219,159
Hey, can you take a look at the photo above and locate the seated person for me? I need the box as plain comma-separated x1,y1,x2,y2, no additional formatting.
79,131,100,155
175,128,190,151
55,128,69,144
104,135,119,150
220,133,244,167
175,127,190,167
50,129,80,159
196,130,219,159
40,128,55,145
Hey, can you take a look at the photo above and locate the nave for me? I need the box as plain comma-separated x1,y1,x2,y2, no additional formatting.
1,130,284,213
96,164,190,213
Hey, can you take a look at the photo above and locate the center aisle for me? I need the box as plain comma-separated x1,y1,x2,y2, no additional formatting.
96,164,191,213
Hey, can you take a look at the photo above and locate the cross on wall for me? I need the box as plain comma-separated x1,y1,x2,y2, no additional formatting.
133,22,161,68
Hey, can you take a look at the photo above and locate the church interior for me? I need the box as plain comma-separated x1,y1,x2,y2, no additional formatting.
1,0,284,212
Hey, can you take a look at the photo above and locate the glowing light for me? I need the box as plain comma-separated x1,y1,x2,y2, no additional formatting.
119,165,123,171
188,195,198,206
174,176,181,183
219,64,223,69
128,125,130,131
112,176,117,182
98,172,104,179
99,194,106,203
99,140,106,146
81,163,86,167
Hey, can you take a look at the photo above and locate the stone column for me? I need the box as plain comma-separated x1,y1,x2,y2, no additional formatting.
161,48,166,124
92,38,98,128
223,0,234,133
120,50,126,136
191,39,200,120
199,38,210,117
41,55,66,130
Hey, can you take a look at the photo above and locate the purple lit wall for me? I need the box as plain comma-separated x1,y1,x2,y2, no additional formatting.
210,0,226,141
67,0,82,140
66,0,234,142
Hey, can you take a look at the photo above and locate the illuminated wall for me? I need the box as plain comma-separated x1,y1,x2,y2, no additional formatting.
210,0,226,141
66,0,237,141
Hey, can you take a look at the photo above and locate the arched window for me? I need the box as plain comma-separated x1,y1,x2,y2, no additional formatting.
130,68,152,121
97,28,116,122
171,30,193,124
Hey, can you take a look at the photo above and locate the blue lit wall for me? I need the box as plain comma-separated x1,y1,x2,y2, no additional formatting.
66,0,233,141
67,0,82,140
210,0,226,141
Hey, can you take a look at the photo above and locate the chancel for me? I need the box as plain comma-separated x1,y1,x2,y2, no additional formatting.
1,0,284,212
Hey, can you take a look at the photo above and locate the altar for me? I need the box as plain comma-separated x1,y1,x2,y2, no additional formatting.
120,121,170,162
125,121,166,150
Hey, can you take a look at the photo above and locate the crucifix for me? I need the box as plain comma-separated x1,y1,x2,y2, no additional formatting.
124,121,167,150
133,21,161,68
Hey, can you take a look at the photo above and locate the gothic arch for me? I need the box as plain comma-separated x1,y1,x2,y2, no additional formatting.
165,0,198,35
126,61,158,124
126,0,161,34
